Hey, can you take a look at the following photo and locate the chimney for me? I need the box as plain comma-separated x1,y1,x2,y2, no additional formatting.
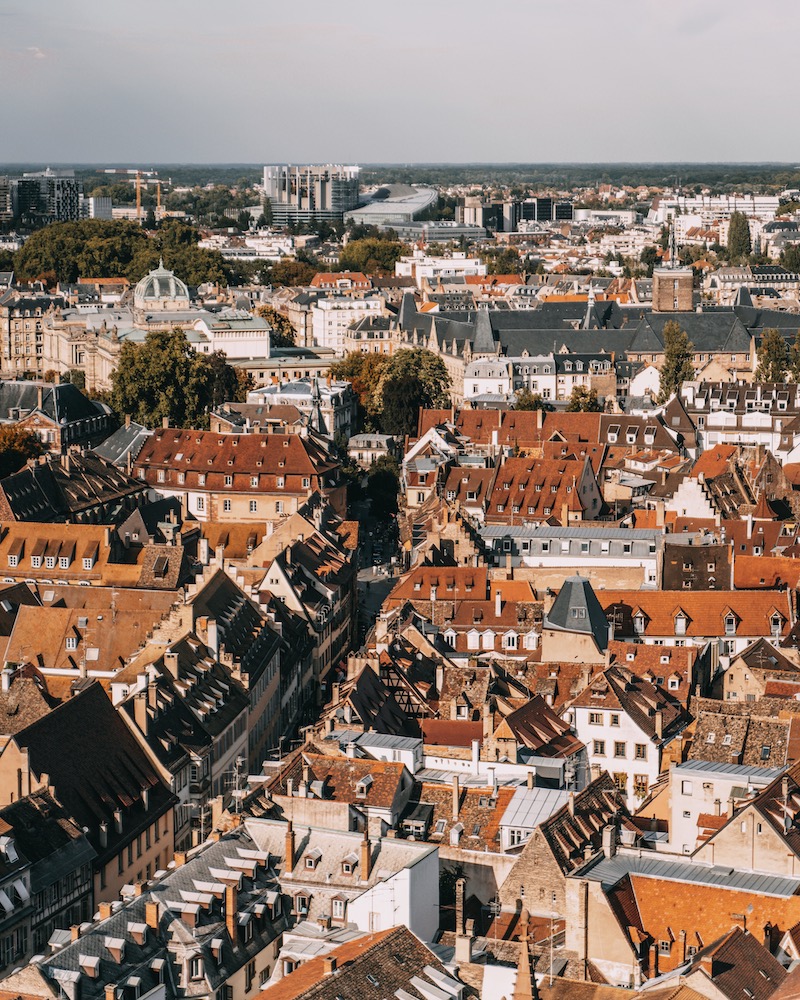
99,822,108,848
656,500,665,527
746,513,753,540
125,414,131,429
114,809,123,834
37,384,43,411
145,901,159,930
714,798,721,817
164,649,179,679
225,883,237,942
495,589,502,618
452,775,460,821
568,791,575,817
471,738,480,775
206,619,219,658
98,902,113,920
0,668,12,693
105,987,117,1000
323,957,337,976
162,416,169,429
173,850,187,867
455,876,466,935
361,832,372,881
285,821,295,869
654,710,663,740
133,690,149,735
70,924,81,941
286,778,294,798
345,742,357,759
435,662,444,696
527,769,535,790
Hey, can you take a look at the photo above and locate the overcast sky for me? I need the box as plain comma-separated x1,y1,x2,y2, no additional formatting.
2,0,798,165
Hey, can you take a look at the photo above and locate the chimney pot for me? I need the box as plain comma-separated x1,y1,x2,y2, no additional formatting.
361,833,372,881
323,957,337,975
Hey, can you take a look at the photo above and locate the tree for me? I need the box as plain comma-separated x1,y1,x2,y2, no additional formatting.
338,238,405,275
110,328,244,429
0,426,45,479
727,212,752,262
381,373,428,436
513,388,553,411
365,455,400,520
781,245,800,273
262,198,274,227
658,320,695,403
790,331,800,383
566,386,602,412
256,305,295,347
144,209,157,230
639,245,659,277
329,352,391,428
755,328,789,383
267,259,317,287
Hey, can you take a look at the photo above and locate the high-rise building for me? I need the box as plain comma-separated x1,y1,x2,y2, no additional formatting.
0,177,12,224
11,169,82,224
262,164,360,224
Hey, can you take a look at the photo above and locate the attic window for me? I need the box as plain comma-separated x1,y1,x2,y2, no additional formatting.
356,774,373,798
304,847,322,869
761,745,771,761
706,732,716,744
722,734,732,746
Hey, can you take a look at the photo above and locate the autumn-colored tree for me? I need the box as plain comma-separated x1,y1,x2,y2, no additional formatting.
0,426,46,479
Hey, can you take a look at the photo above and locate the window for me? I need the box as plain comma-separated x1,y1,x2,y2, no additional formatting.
6,555,16,568
177,472,185,485
302,477,310,489
276,501,284,514
190,957,204,980
198,473,206,486
675,614,687,636
610,714,620,727
277,476,285,489
634,775,649,797
509,829,528,846
681,780,693,795
634,744,647,761
66,636,78,651
659,941,671,956
593,740,606,756
196,496,205,511
725,614,736,636
223,499,232,512
157,469,165,483
613,772,627,792
614,741,626,758
31,555,41,568
249,500,258,513
589,712,603,725
224,475,233,487
332,898,345,919
250,476,258,487
245,959,256,993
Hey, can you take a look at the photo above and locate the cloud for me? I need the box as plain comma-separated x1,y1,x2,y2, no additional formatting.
26,46,46,59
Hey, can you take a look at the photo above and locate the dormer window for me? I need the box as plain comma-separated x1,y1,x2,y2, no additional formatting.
199,473,206,486
724,614,737,636
66,635,78,651
356,774,373,799
771,614,783,637
341,853,358,875
674,614,687,637
633,613,646,634
304,847,322,869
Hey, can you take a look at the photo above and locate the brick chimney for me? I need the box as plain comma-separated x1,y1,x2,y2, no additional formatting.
361,832,372,881
225,883,237,941
145,901,159,930
105,986,118,1000
98,902,113,920
70,924,81,941
452,775,460,821
285,820,295,869
323,957,337,976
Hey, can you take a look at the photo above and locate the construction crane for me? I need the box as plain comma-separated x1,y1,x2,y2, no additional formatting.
99,168,158,223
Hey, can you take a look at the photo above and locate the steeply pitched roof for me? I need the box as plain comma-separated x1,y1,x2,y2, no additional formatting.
545,576,610,650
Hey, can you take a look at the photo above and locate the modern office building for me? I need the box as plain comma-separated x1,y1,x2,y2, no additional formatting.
262,164,360,224
11,169,82,224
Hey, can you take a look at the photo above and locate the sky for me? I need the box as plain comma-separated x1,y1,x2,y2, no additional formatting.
1,0,799,165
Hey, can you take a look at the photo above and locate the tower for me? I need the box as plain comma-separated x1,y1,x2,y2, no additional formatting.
652,220,693,312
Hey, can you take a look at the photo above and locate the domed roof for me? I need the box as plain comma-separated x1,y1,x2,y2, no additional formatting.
133,259,190,306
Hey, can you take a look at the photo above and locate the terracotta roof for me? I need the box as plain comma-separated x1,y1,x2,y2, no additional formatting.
601,590,792,640
691,445,738,480
485,456,589,523
606,641,697,708
734,556,800,590
421,719,482,747
277,752,409,810
255,926,458,1000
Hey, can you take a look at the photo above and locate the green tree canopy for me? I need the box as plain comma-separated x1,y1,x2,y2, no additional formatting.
565,386,603,412
365,455,400,520
256,305,295,347
727,212,752,262
781,245,800,273
13,218,229,286
658,320,695,403
0,426,46,479
329,351,391,427
267,259,317,287
338,238,405,275
110,328,246,429
755,328,789,383
513,388,553,411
